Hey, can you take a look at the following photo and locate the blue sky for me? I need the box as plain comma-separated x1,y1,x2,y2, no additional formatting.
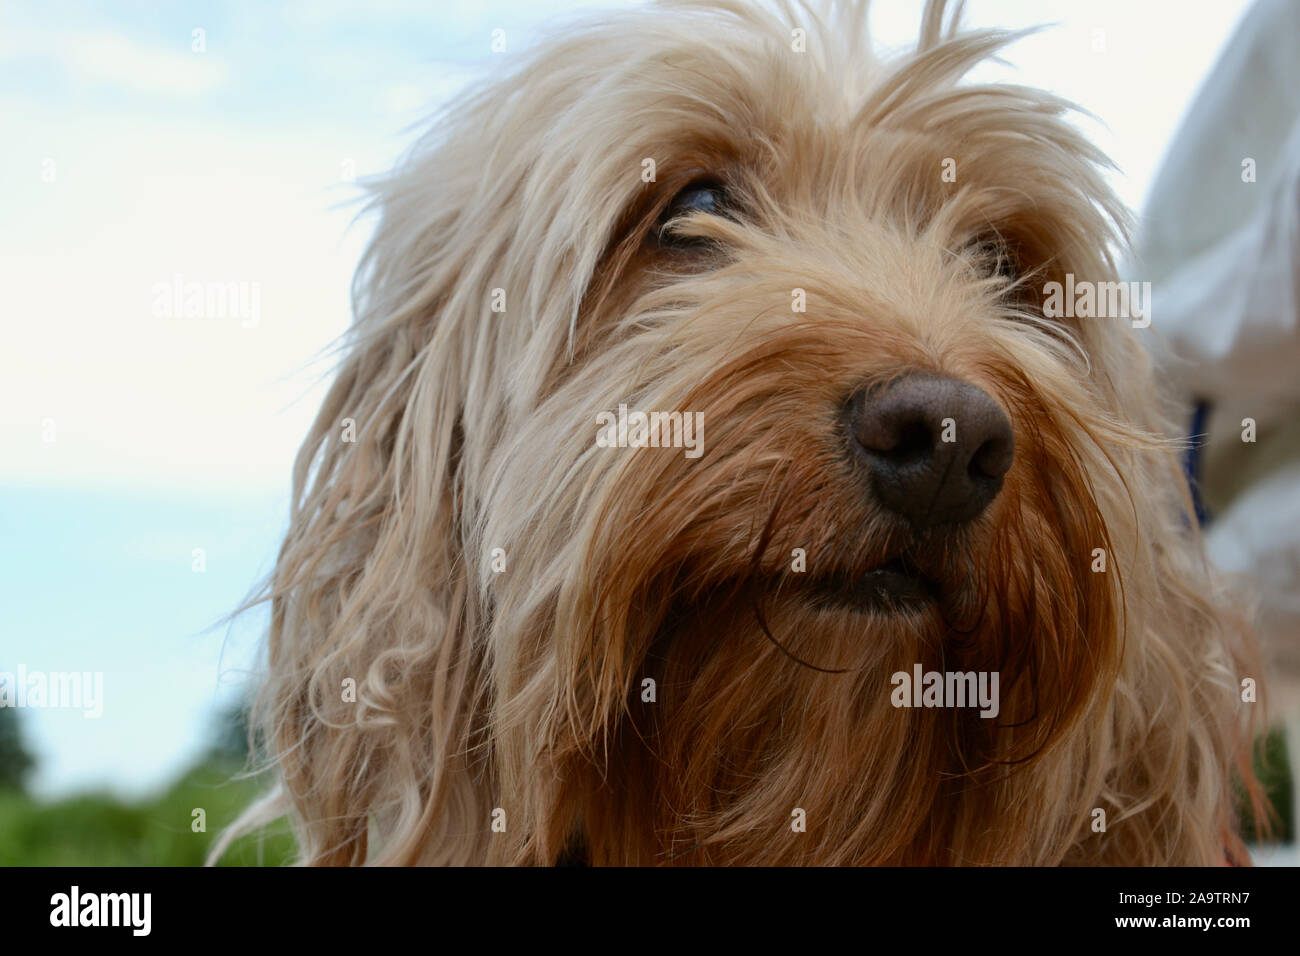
0,0,1252,799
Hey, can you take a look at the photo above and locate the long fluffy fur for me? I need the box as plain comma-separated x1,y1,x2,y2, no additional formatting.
222,0,1263,865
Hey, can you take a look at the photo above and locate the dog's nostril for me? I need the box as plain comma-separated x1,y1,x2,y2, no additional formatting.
846,373,1014,530
970,435,1013,480
860,415,933,462
889,419,934,462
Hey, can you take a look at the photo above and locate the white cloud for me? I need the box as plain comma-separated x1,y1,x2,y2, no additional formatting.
58,30,228,96
0,12,229,98
0,111,395,494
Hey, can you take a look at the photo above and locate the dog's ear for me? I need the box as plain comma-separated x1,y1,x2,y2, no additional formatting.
241,122,527,866
228,22,675,862
255,312,490,865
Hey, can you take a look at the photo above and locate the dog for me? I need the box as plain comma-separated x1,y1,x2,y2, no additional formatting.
231,0,1265,865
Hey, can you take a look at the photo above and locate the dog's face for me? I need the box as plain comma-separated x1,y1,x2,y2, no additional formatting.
254,1,1258,867
478,0,1138,861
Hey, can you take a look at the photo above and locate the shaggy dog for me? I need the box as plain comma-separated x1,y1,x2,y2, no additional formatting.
233,0,1264,865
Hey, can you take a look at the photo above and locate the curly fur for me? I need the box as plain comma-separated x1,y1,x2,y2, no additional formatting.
219,0,1264,865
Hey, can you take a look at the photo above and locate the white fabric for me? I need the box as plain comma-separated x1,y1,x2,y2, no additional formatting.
1134,0,1300,705
1149,117,1300,410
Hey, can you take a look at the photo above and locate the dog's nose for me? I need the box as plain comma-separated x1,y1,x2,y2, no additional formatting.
847,373,1013,529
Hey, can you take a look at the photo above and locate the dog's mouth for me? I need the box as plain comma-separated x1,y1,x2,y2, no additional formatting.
808,558,939,614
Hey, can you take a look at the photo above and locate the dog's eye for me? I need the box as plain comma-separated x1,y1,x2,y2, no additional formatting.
669,184,724,217
656,181,729,248
969,237,1018,282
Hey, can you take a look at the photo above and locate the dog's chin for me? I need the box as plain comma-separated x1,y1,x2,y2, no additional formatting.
807,559,940,616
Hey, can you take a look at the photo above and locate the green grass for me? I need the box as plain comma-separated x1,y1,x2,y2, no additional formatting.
1241,726,1295,845
0,757,296,866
